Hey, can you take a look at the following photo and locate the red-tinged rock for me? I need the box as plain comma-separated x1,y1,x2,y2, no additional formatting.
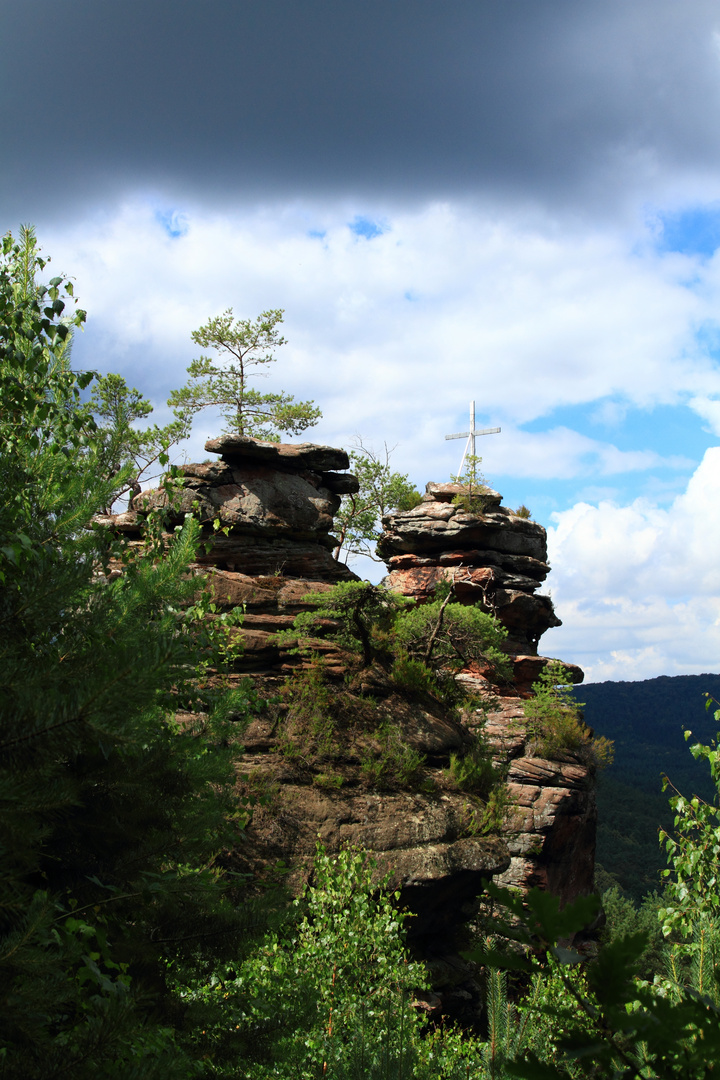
508,757,589,790
386,553,435,569
512,655,584,690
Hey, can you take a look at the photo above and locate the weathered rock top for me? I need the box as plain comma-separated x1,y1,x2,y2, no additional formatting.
377,499,548,562
205,435,350,473
424,481,503,506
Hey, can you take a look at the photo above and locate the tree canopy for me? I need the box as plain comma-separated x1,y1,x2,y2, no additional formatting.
0,229,267,1078
333,441,421,562
168,308,321,441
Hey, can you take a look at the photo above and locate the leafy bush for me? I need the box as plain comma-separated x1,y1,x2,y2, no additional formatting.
395,592,512,682
445,742,497,796
523,662,614,767
289,581,409,667
389,654,440,697
515,504,531,519
190,846,432,1078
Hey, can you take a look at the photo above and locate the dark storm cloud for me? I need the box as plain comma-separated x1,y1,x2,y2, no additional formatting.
2,0,720,218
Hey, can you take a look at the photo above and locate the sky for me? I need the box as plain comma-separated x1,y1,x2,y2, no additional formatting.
3,0,720,683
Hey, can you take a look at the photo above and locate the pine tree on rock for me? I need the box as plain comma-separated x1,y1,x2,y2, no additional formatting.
168,308,321,441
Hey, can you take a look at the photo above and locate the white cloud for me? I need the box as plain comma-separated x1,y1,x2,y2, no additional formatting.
544,447,720,681
42,194,720,486
488,426,690,480
689,394,720,435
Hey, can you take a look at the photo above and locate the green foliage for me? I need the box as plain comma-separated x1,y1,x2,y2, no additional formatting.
515,505,532,519
658,695,720,941
600,886,667,982
467,692,720,1078
524,663,614,767
0,229,268,1078
360,719,426,789
290,581,409,668
167,308,321,440
450,454,493,514
186,846,432,1078
278,661,336,757
334,441,422,562
395,592,512,681
90,371,189,509
446,741,498,796
459,783,516,837
389,655,440,698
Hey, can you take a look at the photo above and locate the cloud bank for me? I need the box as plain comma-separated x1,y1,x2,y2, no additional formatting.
544,447,720,681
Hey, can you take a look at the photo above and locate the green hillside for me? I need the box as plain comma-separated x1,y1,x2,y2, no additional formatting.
571,674,720,901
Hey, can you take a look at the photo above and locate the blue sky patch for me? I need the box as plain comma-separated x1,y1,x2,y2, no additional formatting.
156,209,189,238
520,399,713,465
656,204,720,258
349,215,387,239
308,228,326,239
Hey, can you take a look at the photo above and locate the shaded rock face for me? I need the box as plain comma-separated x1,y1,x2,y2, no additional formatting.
460,693,596,906
232,678,510,1026
378,484,560,653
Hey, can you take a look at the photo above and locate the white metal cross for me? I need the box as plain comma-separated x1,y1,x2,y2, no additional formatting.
445,401,501,475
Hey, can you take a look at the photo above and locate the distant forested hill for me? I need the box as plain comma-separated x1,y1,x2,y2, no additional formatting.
570,674,720,901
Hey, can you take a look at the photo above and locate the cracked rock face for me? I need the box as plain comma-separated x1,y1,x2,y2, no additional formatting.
478,697,596,904
379,482,595,911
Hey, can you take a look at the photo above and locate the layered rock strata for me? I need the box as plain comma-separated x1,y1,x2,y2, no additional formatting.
458,691,596,905
100,441,597,1023
379,482,596,907
378,483,561,655
97,436,363,673
136,435,361,582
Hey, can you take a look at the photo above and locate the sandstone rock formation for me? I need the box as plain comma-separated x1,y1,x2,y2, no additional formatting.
379,482,595,907
99,440,598,1025
378,482,561,655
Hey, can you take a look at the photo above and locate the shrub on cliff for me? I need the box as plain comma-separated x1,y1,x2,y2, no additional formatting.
289,580,410,667
450,453,494,515
523,662,614,768
394,584,513,684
